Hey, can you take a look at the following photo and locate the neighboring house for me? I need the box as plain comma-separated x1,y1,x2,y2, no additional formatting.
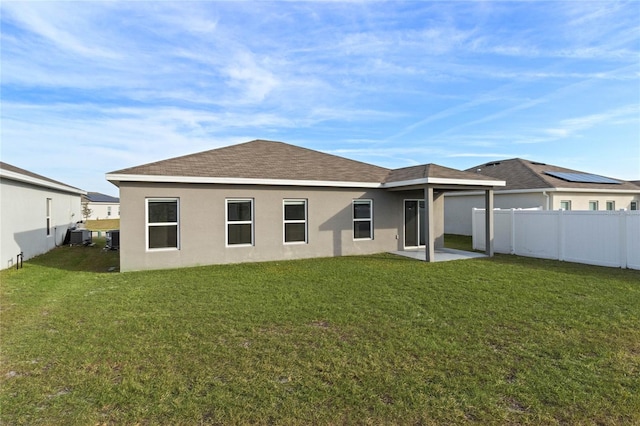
82,192,120,220
106,140,504,272
445,158,640,235
0,162,85,269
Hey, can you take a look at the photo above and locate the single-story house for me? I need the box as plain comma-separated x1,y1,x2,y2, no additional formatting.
82,192,120,220
445,158,640,235
106,140,505,272
0,162,86,269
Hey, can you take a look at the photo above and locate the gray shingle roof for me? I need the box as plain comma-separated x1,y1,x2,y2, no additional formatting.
109,139,502,186
0,161,84,192
467,158,639,191
111,140,390,183
386,163,500,183
84,192,119,203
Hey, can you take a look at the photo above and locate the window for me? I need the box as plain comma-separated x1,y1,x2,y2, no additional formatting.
606,201,615,211
588,201,599,211
107,206,112,217
226,199,253,246
631,201,638,211
284,200,307,244
46,198,52,236
353,199,373,240
146,198,179,250
560,200,571,211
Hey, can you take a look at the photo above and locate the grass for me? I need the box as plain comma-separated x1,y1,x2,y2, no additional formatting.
444,234,474,251
84,219,120,232
1,241,639,425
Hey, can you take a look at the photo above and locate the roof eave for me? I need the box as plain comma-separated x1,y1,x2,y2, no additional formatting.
1,169,86,196
383,177,506,189
444,187,640,196
105,173,383,188
107,173,505,190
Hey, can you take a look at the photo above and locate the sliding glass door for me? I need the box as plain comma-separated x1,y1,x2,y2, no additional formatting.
404,200,425,248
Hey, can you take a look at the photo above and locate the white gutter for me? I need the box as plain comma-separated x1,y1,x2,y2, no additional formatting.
1,169,86,195
383,177,505,188
444,187,640,197
106,173,506,189
106,174,384,188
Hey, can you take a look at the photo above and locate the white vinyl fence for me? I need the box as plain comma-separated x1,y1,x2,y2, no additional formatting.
472,209,640,270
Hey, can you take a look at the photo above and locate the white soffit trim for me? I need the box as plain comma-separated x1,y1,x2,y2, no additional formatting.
553,187,640,194
444,188,556,197
106,173,506,189
106,174,384,188
1,169,86,195
444,187,640,197
383,177,505,188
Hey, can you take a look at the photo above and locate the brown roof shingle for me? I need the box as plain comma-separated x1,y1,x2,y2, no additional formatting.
467,158,639,191
386,163,500,183
111,139,506,187
0,161,84,192
111,140,391,183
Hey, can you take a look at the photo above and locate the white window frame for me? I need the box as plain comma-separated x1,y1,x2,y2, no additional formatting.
283,199,307,244
226,198,254,247
588,200,599,211
560,200,571,211
46,198,52,237
606,201,615,211
353,199,373,241
107,206,112,216
631,201,638,211
146,198,180,251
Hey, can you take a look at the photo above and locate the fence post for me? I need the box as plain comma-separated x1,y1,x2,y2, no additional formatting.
472,208,478,251
510,209,516,254
620,211,627,269
558,209,565,262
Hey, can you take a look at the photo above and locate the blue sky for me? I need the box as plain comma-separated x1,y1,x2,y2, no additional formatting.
1,1,639,196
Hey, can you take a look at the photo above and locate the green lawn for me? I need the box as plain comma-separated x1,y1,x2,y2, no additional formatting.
444,234,474,251
1,240,639,425
84,219,120,232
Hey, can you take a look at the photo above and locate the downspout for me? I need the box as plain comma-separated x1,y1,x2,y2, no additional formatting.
543,191,550,210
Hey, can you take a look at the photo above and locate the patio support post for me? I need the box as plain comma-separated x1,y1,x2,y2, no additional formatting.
424,186,435,262
485,188,494,257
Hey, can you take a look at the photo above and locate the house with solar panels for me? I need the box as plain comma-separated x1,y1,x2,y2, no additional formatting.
82,192,120,220
444,158,640,235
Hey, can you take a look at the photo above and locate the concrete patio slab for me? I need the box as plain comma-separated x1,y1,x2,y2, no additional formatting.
390,248,487,262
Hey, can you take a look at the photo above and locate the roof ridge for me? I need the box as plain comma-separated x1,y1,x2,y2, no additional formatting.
110,139,392,176
515,158,555,188
109,139,391,183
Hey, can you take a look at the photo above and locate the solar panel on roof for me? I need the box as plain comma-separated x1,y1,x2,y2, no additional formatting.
544,171,622,184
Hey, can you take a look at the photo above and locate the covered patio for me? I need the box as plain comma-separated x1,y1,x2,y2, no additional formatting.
383,164,505,262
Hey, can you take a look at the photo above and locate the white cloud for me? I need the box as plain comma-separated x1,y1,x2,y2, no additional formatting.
223,52,281,104
2,2,119,59
543,104,640,140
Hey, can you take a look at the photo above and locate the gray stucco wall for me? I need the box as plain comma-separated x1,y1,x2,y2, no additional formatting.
119,183,445,271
